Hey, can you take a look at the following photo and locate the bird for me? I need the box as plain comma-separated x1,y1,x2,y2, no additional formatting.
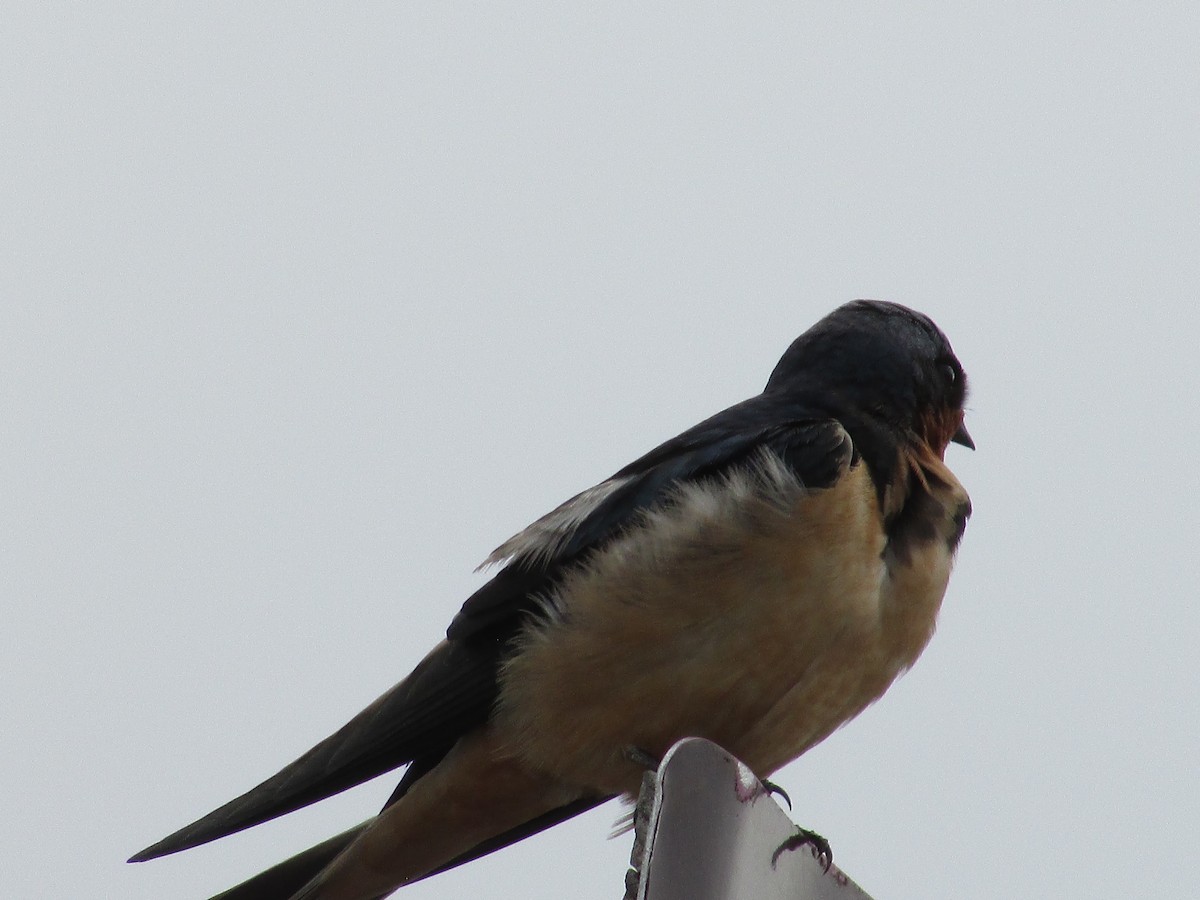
130,299,974,900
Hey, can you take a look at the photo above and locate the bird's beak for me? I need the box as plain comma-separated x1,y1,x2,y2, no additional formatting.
951,420,975,450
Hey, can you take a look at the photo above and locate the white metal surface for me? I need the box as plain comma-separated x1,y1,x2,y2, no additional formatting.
629,738,875,900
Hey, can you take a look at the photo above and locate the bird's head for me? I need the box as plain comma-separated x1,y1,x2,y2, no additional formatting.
765,300,973,458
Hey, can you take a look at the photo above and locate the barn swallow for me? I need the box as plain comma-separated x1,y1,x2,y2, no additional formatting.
130,300,973,900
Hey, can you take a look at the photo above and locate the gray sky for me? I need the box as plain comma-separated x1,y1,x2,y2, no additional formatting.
3,3,1197,898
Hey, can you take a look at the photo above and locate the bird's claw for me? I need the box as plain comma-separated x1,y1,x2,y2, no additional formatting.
759,778,791,809
772,827,833,873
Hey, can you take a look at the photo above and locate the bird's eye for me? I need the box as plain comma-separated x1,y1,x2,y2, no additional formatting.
940,362,958,384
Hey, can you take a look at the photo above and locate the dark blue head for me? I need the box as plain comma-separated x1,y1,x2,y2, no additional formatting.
766,300,973,455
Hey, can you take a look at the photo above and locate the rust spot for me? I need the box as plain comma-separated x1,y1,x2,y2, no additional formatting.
918,405,965,460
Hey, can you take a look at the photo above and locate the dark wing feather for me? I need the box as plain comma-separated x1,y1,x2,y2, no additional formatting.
130,641,497,861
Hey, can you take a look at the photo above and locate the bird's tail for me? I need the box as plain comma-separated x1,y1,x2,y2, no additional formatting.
207,826,367,900
226,729,599,900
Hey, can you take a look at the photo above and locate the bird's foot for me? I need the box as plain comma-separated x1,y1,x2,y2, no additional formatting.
772,827,833,873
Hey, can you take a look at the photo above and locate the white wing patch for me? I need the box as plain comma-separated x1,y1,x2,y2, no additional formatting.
479,475,635,569
478,438,836,573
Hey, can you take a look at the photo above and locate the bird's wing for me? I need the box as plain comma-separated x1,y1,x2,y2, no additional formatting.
448,396,854,640
131,395,853,865
130,639,497,861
